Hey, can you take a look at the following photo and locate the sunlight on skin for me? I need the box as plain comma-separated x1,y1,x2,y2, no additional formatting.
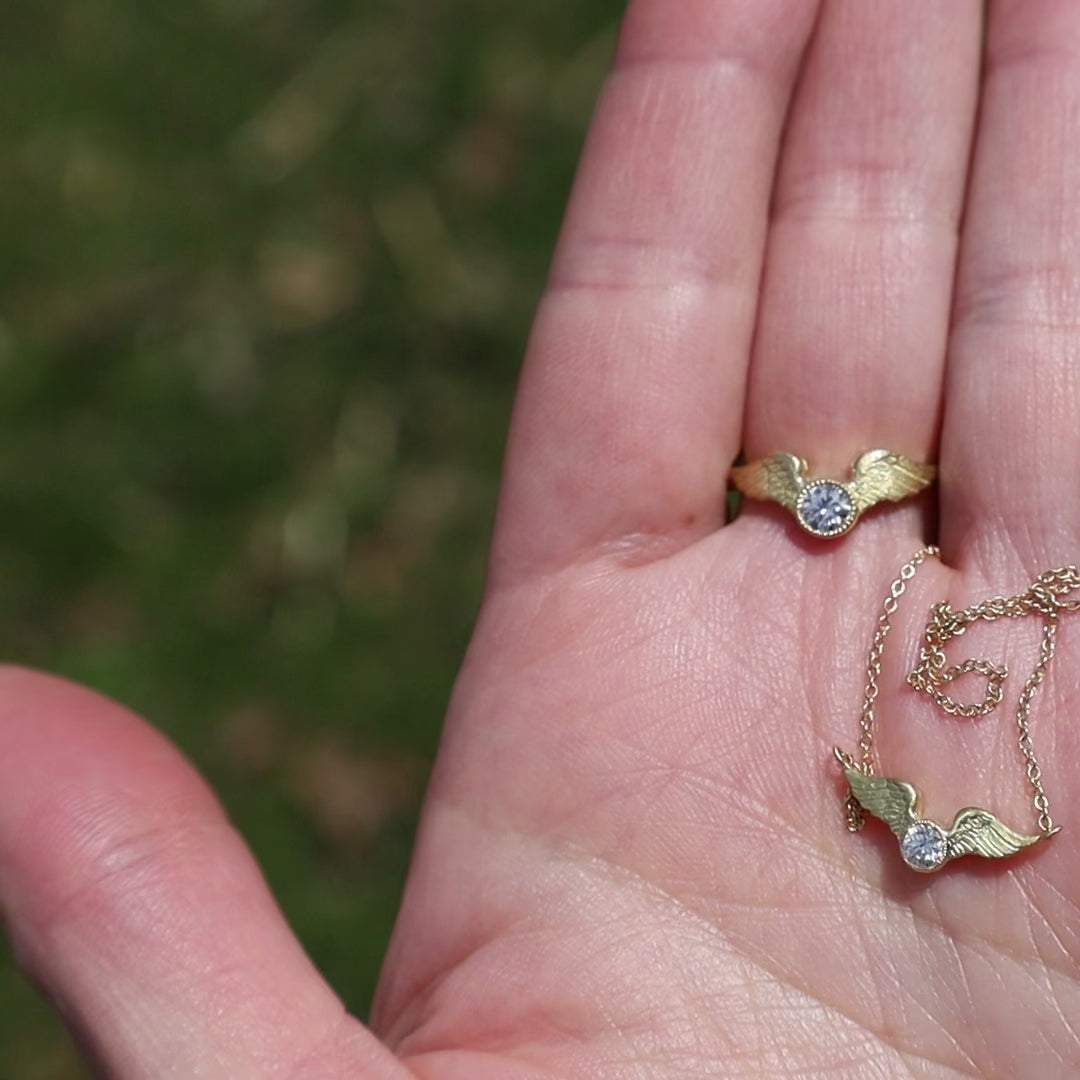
4,2,1080,1076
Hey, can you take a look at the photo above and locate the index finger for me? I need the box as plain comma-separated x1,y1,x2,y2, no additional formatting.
489,0,820,584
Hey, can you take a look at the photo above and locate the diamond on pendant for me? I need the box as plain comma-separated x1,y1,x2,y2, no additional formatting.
900,820,948,872
795,481,856,537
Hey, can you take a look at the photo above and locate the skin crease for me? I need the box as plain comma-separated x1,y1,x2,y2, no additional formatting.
4,1,1080,1076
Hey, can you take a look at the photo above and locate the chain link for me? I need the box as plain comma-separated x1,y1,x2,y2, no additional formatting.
842,546,939,830
845,549,1079,836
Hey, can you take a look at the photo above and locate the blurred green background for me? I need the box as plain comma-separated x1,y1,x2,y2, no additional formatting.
0,1,623,1073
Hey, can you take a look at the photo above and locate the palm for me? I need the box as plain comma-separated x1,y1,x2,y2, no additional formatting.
4,3,1080,1077
375,529,1079,1077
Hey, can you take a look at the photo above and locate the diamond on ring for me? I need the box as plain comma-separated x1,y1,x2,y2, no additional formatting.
796,481,856,537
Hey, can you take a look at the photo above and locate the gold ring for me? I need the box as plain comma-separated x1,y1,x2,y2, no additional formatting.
730,449,936,538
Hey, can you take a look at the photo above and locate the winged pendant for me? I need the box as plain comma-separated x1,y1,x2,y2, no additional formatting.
843,767,1047,872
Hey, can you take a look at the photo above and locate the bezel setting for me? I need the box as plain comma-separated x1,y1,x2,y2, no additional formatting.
795,481,857,537
900,820,949,872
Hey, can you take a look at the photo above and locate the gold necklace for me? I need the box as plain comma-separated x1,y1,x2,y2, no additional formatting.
835,547,1073,872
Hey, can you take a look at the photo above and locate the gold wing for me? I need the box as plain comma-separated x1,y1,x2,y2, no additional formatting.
946,808,1043,860
847,449,936,513
730,452,807,511
844,770,920,839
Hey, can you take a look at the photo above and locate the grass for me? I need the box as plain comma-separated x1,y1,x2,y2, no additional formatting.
0,1,623,1073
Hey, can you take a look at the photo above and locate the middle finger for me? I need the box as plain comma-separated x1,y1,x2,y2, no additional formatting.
739,0,981,540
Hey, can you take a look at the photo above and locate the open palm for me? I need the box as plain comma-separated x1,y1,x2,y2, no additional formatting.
5,3,1080,1076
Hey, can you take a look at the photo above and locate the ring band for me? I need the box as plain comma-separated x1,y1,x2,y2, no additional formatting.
730,449,936,538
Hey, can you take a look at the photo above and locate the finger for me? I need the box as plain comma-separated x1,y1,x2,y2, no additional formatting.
0,668,409,1079
491,0,820,582
941,2,1080,574
740,0,981,539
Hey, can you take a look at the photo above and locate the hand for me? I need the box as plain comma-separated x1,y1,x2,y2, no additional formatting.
4,3,1079,1075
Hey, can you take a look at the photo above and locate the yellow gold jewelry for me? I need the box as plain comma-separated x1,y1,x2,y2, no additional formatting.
835,548,1068,873
730,449,936,538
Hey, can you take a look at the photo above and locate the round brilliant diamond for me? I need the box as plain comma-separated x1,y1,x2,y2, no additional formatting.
795,482,856,536
900,821,948,872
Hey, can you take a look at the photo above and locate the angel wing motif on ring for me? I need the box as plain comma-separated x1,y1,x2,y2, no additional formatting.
730,449,936,538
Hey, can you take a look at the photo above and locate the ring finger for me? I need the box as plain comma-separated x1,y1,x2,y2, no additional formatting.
941,2,1080,577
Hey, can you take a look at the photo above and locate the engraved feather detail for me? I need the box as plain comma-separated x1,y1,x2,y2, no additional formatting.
844,771,919,839
848,449,937,513
729,452,807,511
946,808,1043,860
843,768,1046,870
731,448,935,537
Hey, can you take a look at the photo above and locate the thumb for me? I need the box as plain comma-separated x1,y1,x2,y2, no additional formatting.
0,667,411,1078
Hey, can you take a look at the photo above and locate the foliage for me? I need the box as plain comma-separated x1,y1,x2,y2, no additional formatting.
0,1,621,1072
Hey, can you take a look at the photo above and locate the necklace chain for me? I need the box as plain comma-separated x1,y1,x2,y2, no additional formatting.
844,547,1079,836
